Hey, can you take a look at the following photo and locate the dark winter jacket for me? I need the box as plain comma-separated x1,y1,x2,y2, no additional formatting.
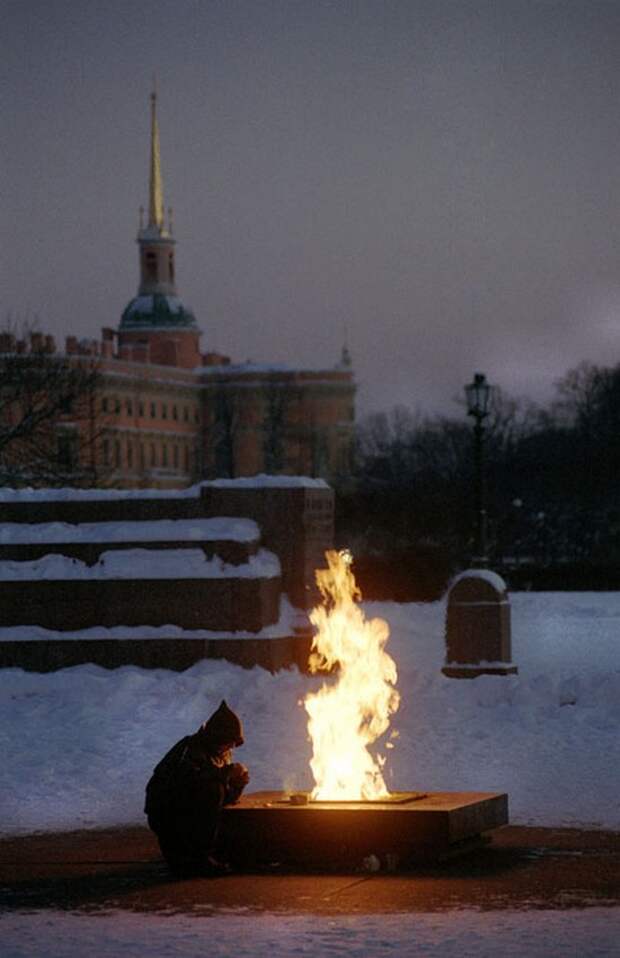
144,700,248,829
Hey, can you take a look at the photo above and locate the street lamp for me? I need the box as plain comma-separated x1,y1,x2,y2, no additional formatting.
465,372,492,566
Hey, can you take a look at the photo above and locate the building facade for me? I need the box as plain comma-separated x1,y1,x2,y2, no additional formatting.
6,92,355,490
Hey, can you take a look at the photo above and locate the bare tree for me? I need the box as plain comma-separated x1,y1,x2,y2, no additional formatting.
262,383,286,473
355,405,420,484
0,323,103,486
212,386,239,478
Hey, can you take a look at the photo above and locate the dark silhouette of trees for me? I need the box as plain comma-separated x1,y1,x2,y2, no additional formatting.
262,384,286,474
340,361,620,597
212,387,238,479
0,324,103,486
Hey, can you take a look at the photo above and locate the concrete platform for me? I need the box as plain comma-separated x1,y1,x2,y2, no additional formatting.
219,790,509,867
1,824,618,914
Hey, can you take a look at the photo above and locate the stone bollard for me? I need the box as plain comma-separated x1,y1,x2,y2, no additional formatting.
443,569,518,678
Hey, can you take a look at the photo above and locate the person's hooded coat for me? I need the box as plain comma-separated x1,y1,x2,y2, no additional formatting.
144,700,247,859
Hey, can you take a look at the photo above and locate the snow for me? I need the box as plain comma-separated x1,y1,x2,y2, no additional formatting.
0,475,328,501
443,660,517,670
1,591,619,956
206,474,329,489
450,568,508,593
199,362,351,377
0,486,202,502
0,548,280,581
126,295,184,314
201,361,293,373
0,596,298,643
0,909,618,958
0,517,259,544
0,592,618,837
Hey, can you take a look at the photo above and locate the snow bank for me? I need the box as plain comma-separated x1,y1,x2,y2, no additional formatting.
0,475,328,502
0,548,281,581
0,596,298,643
206,475,328,489
0,592,618,835
449,568,508,592
0,486,203,502
0,517,259,544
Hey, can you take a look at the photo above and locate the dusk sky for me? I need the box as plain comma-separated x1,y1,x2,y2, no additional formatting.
4,0,620,416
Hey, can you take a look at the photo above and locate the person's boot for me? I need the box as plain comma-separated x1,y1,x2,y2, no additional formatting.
201,855,232,876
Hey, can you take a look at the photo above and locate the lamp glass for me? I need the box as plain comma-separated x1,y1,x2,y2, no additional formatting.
465,373,491,417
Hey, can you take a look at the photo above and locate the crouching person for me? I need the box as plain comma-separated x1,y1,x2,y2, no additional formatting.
145,700,249,876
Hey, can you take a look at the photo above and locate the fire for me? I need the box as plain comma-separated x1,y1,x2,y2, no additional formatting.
303,550,400,800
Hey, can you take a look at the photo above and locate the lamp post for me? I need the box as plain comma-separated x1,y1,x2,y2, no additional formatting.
465,372,491,567
443,372,516,679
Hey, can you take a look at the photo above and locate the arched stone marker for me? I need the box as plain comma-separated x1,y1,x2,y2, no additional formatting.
443,569,518,678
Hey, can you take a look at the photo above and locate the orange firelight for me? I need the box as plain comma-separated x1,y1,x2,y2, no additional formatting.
304,550,400,800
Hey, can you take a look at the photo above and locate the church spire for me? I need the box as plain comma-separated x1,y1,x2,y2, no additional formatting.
148,86,165,231
135,87,176,296
120,87,199,359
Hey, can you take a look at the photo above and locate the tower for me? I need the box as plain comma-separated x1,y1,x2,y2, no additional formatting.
119,89,201,368
136,88,176,296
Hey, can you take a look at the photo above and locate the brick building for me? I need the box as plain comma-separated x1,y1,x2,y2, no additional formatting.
4,92,355,490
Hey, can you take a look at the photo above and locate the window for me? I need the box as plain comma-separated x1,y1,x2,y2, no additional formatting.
146,251,157,282
162,444,168,467
114,440,121,468
102,439,109,466
172,404,178,421
173,445,179,469
138,401,144,417
101,397,109,414
183,406,189,423
184,446,190,472
194,408,199,423
57,433,77,471
114,398,120,415
162,403,167,420
139,444,145,470
127,442,133,469
126,398,133,416
150,401,156,418
150,444,156,467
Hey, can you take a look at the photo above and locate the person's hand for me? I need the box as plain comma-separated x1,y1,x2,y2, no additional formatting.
228,762,249,788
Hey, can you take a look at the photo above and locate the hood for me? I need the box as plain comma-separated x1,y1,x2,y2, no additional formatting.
197,700,244,748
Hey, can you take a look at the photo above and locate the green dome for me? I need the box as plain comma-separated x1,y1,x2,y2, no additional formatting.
120,294,197,330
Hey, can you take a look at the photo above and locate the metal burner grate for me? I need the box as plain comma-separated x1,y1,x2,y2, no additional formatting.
274,791,428,806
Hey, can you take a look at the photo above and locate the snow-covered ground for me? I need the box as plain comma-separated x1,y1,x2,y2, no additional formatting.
2,909,619,958
2,591,619,956
1,591,619,835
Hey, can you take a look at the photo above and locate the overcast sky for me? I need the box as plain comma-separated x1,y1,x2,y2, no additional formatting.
4,1,620,416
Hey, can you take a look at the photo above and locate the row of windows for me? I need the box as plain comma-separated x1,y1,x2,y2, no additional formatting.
102,438,193,473
101,396,200,424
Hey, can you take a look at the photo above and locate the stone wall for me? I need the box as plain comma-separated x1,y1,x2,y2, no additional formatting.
0,479,333,671
0,574,281,633
0,479,335,609
199,483,334,608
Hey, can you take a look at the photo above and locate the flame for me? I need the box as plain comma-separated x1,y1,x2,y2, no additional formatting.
303,550,400,800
